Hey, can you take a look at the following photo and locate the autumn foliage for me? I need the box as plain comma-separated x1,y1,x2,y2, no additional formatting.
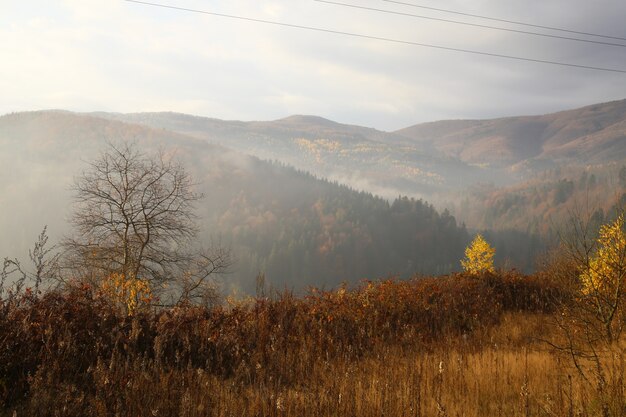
0,270,563,415
461,233,496,274
580,214,626,296
99,272,153,315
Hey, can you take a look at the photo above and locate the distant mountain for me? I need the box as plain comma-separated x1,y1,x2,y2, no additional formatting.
93,99,626,200
394,99,626,170
0,111,472,292
389,100,626,234
92,111,486,198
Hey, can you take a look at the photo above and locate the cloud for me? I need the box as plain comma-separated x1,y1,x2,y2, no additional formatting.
1,0,625,130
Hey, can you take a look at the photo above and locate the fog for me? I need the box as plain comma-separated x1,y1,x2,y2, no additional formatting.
2,100,624,291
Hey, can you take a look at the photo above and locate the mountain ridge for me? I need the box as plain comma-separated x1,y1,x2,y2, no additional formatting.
9,98,626,199
394,99,626,169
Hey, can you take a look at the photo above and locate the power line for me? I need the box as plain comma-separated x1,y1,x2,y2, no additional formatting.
124,0,626,74
378,0,626,42
314,0,626,48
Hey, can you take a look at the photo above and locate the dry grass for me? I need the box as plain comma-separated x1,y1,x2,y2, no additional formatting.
2,271,625,416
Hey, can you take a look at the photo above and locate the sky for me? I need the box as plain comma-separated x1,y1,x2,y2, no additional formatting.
1,0,626,130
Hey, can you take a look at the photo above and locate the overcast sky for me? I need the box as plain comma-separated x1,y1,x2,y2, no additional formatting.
2,0,625,130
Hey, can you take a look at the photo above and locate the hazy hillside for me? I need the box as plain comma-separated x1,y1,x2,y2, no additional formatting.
390,100,626,235
0,111,199,253
445,163,626,237
0,111,472,292
92,100,626,209
5,99,625,289
93,111,487,198
394,99,626,170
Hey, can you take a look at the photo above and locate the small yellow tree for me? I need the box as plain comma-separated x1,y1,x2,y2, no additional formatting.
546,211,626,407
580,214,626,297
578,214,626,342
461,234,495,274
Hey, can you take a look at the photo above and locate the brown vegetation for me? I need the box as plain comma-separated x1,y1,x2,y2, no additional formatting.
5,271,620,416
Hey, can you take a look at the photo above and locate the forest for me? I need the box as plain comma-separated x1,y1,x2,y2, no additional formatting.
204,160,470,291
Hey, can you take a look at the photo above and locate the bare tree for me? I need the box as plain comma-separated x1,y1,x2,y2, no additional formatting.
64,142,230,306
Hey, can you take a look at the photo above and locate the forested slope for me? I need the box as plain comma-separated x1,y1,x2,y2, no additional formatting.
0,111,470,291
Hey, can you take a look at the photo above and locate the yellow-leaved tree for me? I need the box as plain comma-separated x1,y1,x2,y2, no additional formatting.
100,272,153,316
461,234,495,274
580,214,626,297
546,210,626,410
577,213,626,343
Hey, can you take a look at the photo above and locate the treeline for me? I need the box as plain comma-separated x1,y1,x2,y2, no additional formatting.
448,164,626,236
198,160,469,291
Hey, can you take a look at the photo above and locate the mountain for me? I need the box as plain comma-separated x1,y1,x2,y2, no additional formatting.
0,111,471,292
93,99,626,202
394,99,626,171
92,111,486,198
390,100,626,234
4,99,625,290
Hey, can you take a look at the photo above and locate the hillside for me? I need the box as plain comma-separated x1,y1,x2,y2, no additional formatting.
394,99,626,170
88,100,626,239
389,100,626,235
0,111,471,292
92,111,487,198
445,163,626,236
95,100,626,191
5,99,626,287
